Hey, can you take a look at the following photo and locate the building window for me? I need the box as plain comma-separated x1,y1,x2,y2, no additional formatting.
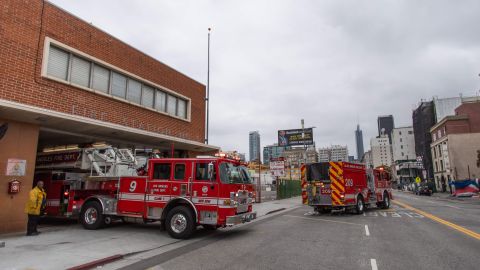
435,161,438,172
167,94,177,115
440,160,444,171
438,145,442,157
141,85,155,108
70,56,91,87
401,152,404,156
92,64,110,92
47,46,69,80
44,40,190,120
127,79,142,104
111,72,127,98
408,131,413,134
401,145,403,149
155,90,167,112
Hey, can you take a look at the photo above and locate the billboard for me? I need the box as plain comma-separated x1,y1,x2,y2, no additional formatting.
278,128,314,146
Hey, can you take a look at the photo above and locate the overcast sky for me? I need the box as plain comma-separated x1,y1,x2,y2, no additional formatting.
50,0,480,159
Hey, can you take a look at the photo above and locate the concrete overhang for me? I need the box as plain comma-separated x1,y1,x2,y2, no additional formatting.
0,99,219,152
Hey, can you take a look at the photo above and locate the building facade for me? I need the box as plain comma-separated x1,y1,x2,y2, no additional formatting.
0,1,217,234
355,124,364,160
249,131,261,162
412,101,436,180
377,115,394,143
318,145,349,162
362,150,374,169
371,135,393,167
430,101,480,192
391,127,416,162
263,143,288,165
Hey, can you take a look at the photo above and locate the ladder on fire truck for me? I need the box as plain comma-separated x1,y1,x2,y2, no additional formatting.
84,147,138,177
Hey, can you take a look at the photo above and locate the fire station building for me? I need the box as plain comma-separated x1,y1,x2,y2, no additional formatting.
0,1,218,234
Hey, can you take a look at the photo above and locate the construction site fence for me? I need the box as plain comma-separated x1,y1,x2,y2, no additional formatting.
277,179,301,199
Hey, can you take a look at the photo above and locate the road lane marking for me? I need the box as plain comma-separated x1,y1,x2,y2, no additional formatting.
283,215,363,226
371,259,378,270
365,225,370,236
393,200,480,241
444,205,461,210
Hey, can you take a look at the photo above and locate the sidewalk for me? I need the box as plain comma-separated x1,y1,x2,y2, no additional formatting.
0,197,301,270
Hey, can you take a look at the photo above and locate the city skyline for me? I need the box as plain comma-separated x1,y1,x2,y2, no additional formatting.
49,0,480,158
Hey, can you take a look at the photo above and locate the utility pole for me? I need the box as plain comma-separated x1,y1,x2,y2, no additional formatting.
205,28,211,144
257,146,262,203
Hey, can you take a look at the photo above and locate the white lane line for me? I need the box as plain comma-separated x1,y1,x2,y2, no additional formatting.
371,259,378,270
365,225,370,236
444,205,461,210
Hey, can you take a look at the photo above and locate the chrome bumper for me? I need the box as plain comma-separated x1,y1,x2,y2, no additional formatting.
226,212,257,226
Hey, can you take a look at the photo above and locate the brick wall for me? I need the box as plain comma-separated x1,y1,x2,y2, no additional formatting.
0,0,205,143
455,102,480,133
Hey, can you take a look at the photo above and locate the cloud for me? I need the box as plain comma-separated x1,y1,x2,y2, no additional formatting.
49,0,480,160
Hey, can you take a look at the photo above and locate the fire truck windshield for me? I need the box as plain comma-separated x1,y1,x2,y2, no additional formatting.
219,162,252,184
307,163,330,183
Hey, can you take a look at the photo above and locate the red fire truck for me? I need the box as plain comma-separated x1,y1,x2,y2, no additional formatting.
301,162,392,214
78,157,256,239
35,148,256,239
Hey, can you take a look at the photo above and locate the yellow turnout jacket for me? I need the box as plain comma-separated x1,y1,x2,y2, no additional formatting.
24,186,47,215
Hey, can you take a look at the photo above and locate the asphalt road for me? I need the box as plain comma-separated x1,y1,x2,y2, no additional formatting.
122,191,480,270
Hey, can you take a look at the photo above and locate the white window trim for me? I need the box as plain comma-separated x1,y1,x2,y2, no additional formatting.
41,37,192,122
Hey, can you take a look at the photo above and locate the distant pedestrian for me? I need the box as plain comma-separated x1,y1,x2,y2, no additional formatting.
24,181,46,236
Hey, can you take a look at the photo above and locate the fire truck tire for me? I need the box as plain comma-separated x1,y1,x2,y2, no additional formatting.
355,195,365,215
381,192,390,209
165,206,195,239
80,201,105,230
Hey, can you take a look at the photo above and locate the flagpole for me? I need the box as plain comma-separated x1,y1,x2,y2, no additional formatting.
205,28,211,144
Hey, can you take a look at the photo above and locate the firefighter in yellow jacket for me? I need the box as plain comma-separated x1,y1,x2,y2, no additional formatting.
24,181,46,236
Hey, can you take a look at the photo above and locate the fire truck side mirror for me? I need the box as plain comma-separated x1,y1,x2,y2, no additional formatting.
207,162,214,181
8,179,21,194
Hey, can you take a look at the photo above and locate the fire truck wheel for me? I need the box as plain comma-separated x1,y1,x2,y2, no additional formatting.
382,192,390,209
202,224,218,230
166,206,195,239
355,196,364,215
80,201,105,230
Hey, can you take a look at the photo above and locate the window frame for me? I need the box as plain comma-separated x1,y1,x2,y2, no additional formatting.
41,37,191,122
152,162,172,180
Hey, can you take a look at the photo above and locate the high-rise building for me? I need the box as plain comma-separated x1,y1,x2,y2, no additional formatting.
318,145,349,162
391,127,416,162
412,101,436,179
371,135,393,167
377,115,395,143
263,143,289,165
355,124,364,160
249,131,261,162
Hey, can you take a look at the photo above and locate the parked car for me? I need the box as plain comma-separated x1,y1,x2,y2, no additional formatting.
416,183,432,196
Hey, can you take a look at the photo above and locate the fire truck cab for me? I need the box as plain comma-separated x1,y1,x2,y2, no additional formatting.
79,157,257,239
301,162,393,214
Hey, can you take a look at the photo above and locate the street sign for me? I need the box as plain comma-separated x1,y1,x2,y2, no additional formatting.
270,158,285,177
415,176,421,184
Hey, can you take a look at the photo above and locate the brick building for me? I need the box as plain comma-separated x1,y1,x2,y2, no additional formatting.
430,100,480,192
0,1,217,233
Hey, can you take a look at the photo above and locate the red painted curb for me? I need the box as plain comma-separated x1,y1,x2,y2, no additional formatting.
66,254,124,270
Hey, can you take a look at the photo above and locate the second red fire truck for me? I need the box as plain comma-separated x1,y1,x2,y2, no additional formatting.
301,162,393,214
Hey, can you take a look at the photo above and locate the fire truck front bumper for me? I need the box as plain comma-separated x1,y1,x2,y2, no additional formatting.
226,212,257,226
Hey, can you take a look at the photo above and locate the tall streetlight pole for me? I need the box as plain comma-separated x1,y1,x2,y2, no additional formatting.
205,28,211,144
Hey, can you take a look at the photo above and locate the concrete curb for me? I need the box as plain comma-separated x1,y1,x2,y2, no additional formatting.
66,254,124,270
265,208,286,215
